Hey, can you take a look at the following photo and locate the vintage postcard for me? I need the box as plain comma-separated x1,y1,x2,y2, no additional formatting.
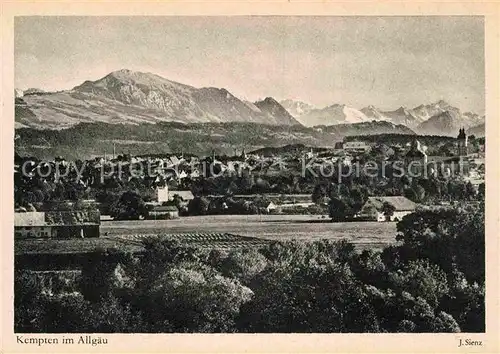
1,1,499,353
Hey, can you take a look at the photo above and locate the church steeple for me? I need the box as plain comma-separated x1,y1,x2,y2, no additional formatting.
457,127,468,156
457,127,466,139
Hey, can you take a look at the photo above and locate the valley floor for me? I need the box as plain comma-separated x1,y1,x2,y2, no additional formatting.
101,214,398,251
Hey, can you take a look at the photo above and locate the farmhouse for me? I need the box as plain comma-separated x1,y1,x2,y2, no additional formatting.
15,210,101,239
360,196,417,222
46,210,100,238
14,212,52,238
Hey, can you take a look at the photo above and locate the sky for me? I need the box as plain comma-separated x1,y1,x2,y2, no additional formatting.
15,16,485,113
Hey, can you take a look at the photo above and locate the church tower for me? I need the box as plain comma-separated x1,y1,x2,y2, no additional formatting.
457,128,468,156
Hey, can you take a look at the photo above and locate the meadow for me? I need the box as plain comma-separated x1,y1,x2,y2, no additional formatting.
101,214,398,250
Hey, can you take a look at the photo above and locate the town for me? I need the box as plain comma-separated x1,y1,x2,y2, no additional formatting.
15,128,485,234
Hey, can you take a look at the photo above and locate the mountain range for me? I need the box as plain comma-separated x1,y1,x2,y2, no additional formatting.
15,69,300,129
282,99,484,137
15,69,485,137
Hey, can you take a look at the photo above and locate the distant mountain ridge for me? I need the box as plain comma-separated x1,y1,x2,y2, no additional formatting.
296,104,372,127
282,98,484,135
418,110,485,136
15,69,484,138
466,123,485,137
16,69,301,129
254,97,299,125
360,100,485,136
279,99,315,118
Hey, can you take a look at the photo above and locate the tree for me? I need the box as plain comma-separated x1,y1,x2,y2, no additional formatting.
349,187,368,215
389,259,449,308
187,196,210,216
109,191,147,220
146,262,253,333
238,249,380,333
312,184,329,205
465,181,476,200
381,202,396,221
329,197,353,222
218,249,268,285
478,182,485,200
395,204,485,284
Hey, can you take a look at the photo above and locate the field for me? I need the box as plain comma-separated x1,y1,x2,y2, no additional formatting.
102,214,399,251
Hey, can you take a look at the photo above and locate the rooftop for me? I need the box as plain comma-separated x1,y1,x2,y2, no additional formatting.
45,211,101,226
169,190,195,200
366,196,417,211
14,210,101,227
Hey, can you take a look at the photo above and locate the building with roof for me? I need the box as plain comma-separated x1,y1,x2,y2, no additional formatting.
343,141,371,154
14,212,52,238
14,210,100,239
147,205,179,219
169,190,195,201
360,196,417,222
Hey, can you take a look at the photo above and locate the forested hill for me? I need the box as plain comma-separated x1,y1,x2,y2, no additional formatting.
344,134,457,145
15,121,415,160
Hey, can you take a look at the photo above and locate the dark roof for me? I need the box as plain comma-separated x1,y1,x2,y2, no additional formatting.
45,211,100,226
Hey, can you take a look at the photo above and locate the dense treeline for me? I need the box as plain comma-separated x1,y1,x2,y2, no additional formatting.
15,122,326,159
16,122,466,160
15,203,484,333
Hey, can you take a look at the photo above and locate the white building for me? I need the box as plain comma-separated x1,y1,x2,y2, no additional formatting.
343,141,371,154
155,185,169,203
360,196,417,222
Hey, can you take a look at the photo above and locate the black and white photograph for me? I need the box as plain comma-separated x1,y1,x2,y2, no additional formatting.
8,12,491,343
